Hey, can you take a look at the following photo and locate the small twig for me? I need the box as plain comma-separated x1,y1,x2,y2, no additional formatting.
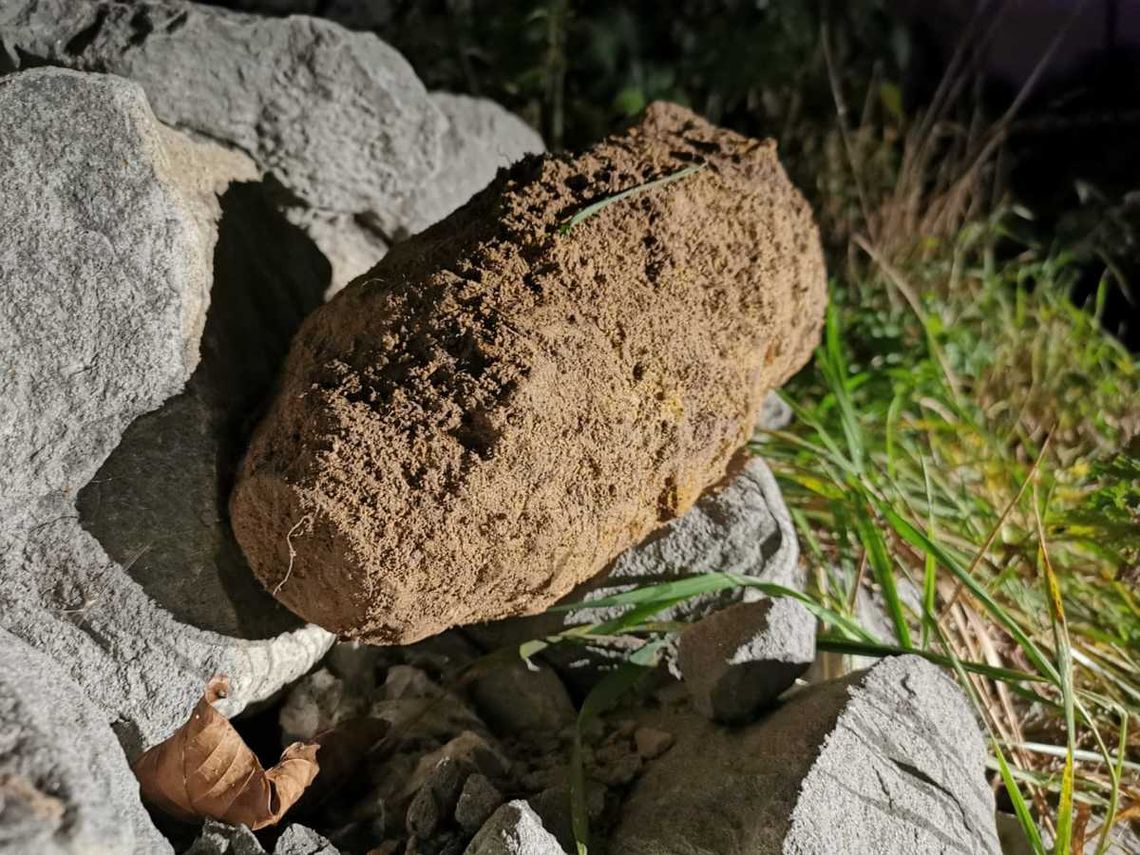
274,514,313,596
821,19,875,243
937,430,1053,623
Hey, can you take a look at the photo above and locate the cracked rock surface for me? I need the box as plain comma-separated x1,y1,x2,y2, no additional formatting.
610,654,1001,855
0,68,331,755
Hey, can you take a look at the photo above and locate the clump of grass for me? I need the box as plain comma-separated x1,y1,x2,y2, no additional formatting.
759,253,1138,852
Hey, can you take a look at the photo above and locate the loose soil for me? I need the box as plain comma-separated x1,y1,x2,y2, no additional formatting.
230,102,827,644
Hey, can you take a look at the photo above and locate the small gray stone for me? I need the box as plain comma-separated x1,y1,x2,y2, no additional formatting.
0,629,172,855
610,655,1000,855
525,785,604,854
402,733,511,805
632,727,674,760
678,597,816,723
995,813,1033,855
372,667,485,740
279,668,366,744
190,821,339,855
0,68,331,753
469,662,575,735
756,390,794,432
325,641,383,692
0,0,445,217
407,783,444,839
408,756,470,837
185,821,264,855
465,801,566,855
274,825,339,855
455,774,504,832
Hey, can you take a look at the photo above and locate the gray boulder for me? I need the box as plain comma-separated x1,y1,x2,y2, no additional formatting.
0,629,172,855
374,92,545,241
317,91,545,294
0,68,331,754
677,596,815,722
0,1,544,299
75,173,333,642
610,655,1001,855
465,802,566,855
0,0,444,217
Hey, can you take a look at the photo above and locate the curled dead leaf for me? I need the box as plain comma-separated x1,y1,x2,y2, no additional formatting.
132,676,319,830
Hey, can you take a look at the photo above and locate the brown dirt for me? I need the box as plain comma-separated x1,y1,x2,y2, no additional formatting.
229,102,827,644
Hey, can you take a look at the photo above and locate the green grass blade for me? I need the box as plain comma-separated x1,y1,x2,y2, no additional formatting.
1093,712,1127,855
852,506,913,648
875,501,1061,683
1035,496,1075,855
816,634,1050,688
920,456,939,649
558,164,706,234
994,742,1048,855
570,640,666,854
556,572,877,641
820,304,866,473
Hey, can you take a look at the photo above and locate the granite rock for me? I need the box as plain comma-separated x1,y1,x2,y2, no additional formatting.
0,0,445,216
0,629,172,855
0,68,331,755
677,597,816,722
610,655,1001,855
465,802,566,855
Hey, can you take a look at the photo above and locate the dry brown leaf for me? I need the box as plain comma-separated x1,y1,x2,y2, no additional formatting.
132,676,319,830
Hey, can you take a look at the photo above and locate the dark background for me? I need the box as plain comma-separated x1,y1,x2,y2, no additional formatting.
210,0,1140,348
